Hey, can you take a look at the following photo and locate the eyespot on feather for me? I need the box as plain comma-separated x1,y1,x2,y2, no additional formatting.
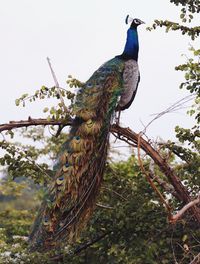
43,216,50,226
56,176,64,185
70,136,85,152
86,82,93,88
78,119,102,136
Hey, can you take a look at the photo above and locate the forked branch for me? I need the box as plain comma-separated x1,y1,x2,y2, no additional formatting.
170,195,200,223
111,124,200,224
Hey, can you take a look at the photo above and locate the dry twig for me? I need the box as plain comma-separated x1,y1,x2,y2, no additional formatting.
189,252,200,264
170,195,200,224
46,57,68,112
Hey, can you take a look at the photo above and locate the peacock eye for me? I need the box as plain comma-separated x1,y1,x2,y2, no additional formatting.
43,216,50,225
99,74,106,80
57,176,64,181
56,176,64,185
65,162,70,167
86,83,93,88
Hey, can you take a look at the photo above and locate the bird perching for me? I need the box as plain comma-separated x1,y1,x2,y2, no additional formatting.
29,15,144,252
116,15,145,111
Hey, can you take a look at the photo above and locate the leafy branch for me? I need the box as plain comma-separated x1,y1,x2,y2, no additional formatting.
147,20,200,39
0,117,199,223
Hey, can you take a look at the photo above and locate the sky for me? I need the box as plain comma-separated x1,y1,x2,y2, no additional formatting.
0,0,198,143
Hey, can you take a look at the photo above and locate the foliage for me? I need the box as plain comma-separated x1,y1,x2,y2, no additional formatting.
15,75,83,121
147,1,200,39
0,158,200,263
152,0,200,202
0,0,199,262
175,46,200,122
170,0,200,15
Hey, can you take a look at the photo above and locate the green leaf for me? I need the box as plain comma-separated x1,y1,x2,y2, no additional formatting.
43,107,49,113
15,99,20,106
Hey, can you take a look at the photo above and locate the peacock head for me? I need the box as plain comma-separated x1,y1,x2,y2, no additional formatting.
125,15,145,29
117,15,144,60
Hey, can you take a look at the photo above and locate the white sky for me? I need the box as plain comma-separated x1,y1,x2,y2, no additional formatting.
0,0,198,142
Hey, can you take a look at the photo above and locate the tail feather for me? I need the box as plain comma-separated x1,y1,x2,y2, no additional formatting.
29,57,124,251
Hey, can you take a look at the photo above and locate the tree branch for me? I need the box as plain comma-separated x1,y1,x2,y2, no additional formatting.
46,57,68,113
0,118,200,223
0,117,73,132
102,186,128,201
149,171,180,200
149,161,180,200
170,196,200,224
96,203,114,209
111,124,200,224
189,252,200,264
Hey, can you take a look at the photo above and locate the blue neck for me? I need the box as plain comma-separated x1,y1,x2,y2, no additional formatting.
121,28,139,61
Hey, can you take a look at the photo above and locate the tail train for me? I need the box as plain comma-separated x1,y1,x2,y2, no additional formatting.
29,16,144,251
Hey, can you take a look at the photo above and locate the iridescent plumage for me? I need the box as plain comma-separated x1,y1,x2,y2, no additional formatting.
29,16,144,251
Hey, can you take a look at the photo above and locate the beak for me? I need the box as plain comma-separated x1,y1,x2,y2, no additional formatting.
139,20,145,24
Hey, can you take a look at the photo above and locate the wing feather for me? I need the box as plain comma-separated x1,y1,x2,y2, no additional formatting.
118,60,140,110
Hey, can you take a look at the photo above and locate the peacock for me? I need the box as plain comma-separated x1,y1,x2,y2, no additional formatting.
29,15,144,251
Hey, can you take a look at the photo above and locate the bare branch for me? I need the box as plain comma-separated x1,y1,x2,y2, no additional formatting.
102,186,128,201
96,203,114,209
149,161,179,199
111,124,200,223
142,94,196,133
189,252,200,264
170,196,200,224
46,57,68,113
0,117,73,133
111,125,184,199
